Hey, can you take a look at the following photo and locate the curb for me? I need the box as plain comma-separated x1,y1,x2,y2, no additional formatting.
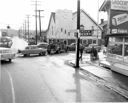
66,60,128,100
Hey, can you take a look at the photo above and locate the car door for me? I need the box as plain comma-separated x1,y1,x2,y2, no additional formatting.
30,46,38,54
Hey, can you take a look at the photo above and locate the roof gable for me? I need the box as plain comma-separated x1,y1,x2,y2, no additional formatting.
46,12,55,32
73,9,102,30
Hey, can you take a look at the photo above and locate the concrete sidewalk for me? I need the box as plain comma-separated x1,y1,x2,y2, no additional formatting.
67,53,128,99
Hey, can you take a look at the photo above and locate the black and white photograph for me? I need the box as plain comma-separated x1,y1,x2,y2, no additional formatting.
1,0,128,103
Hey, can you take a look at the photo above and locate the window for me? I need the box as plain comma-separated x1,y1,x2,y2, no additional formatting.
108,43,123,56
125,37,128,42
61,28,63,32
108,37,123,56
65,30,66,34
68,32,70,36
124,44,128,56
93,40,96,44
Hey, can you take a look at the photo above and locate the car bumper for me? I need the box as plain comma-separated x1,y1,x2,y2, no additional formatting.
0,53,16,60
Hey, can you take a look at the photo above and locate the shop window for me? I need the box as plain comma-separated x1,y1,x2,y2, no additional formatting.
88,39,92,44
93,40,96,44
125,37,128,42
124,44,128,56
108,43,123,56
115,37,123,42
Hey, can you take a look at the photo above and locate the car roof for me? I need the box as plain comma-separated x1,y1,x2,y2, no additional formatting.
27,45,37,47
38,42,48,45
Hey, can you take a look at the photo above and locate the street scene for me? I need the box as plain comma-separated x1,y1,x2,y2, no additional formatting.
1,0,128,103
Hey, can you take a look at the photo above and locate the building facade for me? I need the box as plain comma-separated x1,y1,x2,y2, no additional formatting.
46,9,102,45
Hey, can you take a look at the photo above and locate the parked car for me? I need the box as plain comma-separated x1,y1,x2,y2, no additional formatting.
0,36,15,62
18,45,47,56
47,43,60,54
84,44,101,53
67,43,83,51
0,47,16,62
37,42,49,49
57,42,68,53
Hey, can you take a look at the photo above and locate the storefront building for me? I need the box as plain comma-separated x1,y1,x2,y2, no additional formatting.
100,0,128,76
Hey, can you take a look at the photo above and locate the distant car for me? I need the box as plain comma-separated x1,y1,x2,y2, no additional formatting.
47,43,60,54
57,42,68,53
67,43,83,51
28,39,36,45
18,45,47,56
37,42,49,49
0,36,15,62
0,47,16,62
84,44,101,53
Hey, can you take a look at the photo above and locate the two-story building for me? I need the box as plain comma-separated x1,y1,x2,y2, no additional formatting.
46,9,102,45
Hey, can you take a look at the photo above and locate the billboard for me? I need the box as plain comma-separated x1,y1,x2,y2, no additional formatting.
111,0,128,11
110,10,128,34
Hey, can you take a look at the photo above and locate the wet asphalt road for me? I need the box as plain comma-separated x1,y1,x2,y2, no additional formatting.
1,53,128,103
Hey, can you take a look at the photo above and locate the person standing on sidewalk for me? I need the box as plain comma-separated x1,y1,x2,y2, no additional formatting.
90,46,98,61
79,44,84,61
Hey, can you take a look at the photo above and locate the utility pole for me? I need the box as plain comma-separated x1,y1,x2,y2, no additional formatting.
32,0,41,45
23,22,26,39
36,10,44,41
27,15,30,43
75,0,80,68
97,0,99,45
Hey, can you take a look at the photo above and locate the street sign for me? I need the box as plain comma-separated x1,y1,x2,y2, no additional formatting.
80,30,92,36
74,30,80,38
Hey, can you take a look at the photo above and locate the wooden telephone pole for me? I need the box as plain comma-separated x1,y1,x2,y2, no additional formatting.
75,0,80,68
36,10,44,41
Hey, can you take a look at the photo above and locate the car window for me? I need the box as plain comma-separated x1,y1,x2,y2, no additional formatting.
31,46,38,49
38,43,48,48
25,47,29,49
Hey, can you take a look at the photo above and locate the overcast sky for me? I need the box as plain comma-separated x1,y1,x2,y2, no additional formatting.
0,0,106,30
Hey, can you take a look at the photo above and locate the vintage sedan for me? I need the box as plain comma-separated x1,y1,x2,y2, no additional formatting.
37,42,49,49
84,44,101,53
18,45,47,57
67,43,83,51
0,36,15,62
0,47,16,62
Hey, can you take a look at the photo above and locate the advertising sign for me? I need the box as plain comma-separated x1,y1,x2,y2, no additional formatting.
80,30,92,36
110,10,128,34
111,0,128,11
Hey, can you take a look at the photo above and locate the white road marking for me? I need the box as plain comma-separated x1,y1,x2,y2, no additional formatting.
6,69,16,103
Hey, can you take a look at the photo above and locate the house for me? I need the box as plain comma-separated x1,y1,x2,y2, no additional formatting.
46,9,102,45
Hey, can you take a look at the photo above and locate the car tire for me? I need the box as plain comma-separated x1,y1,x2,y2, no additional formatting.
47,50,51,55
24,54,27,57
9,59,12,62
39,52,42,56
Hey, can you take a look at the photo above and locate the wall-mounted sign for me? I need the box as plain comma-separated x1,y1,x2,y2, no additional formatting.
110,10,128,34
111,0,128,11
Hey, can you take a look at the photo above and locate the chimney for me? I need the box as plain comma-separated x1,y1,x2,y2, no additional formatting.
101,19,104,24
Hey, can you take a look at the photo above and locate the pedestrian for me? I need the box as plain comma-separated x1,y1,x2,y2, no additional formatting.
90,46,98,61
79,44,84,61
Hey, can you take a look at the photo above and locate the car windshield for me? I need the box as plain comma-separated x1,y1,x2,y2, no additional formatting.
38,43,48,48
